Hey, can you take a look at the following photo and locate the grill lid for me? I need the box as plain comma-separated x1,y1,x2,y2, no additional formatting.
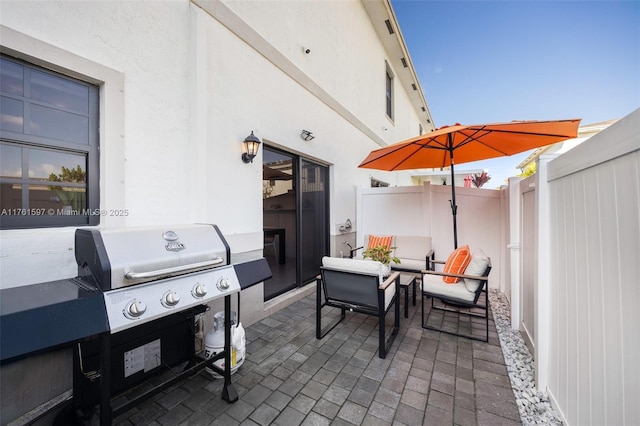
75,224,230,291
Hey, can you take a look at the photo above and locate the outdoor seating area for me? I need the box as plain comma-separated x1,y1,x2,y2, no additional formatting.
112,289,523,425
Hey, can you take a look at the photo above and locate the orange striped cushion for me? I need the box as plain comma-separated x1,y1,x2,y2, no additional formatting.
442,245,471,284
367,235,393,250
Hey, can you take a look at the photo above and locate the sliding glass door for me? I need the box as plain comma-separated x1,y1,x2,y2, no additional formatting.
262,147,328,301
299,159,328,284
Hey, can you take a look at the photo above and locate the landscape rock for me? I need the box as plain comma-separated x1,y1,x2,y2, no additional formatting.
490,290,564,425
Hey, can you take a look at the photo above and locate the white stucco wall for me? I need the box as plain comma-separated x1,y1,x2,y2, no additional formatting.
220,0,422,145
0,0,426,289
1,1,197,287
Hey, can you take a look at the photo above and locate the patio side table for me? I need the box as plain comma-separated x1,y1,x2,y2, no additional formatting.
398,274,417,318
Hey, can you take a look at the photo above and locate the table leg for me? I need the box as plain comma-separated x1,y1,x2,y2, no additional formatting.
404,285,409,318
278,230,285,265
412,278,416,306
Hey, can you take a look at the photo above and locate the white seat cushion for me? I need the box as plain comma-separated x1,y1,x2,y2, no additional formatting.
421,274,475,303
391,258,424,272
383,280,396,310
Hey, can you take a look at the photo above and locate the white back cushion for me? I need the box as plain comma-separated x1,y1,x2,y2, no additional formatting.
394,236,432,261
421,274,475,302
463,249,489,293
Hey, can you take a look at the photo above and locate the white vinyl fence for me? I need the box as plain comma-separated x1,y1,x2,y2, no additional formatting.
514,109,640,426
356,182,508,292
519,175,536,354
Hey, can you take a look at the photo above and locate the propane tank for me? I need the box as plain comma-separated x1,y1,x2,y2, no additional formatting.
204,311,244,378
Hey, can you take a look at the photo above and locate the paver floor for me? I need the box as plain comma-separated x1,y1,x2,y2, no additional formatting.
115,290,521,426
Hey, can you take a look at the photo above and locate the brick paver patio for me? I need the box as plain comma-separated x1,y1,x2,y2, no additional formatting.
115,290,521,425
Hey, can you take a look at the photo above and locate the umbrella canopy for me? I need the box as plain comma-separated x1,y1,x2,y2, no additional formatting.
358,119,581,248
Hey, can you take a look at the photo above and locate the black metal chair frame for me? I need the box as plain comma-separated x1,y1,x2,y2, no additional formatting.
316,269,400,359
421,260,492,342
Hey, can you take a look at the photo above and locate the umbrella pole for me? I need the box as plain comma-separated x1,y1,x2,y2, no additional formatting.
449,151,458,249
447,140,458,250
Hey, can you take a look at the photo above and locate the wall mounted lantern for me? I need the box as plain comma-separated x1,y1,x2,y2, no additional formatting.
241,131,261,163
301,130,315,141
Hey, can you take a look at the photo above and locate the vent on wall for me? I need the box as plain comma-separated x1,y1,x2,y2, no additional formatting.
384,19,394,34
401,57,408,68
411,84,417,91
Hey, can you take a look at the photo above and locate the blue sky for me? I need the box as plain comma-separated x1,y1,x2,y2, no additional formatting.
391,0,639,186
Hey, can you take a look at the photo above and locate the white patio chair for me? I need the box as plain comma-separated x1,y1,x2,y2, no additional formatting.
421,248,491,342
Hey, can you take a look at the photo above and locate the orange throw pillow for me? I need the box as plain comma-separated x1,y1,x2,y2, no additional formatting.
442,245,471,284
367,235,393,250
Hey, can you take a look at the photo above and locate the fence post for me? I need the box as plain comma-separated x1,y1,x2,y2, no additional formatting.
534,154,557,392
507,177,522,330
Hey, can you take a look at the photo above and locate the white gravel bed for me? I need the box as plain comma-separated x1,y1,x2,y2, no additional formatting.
489,289,564,426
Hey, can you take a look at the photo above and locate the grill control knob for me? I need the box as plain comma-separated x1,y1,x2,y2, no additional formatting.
124,300,146,319
161,291,180,308
192,283,207,298
216,277,230,291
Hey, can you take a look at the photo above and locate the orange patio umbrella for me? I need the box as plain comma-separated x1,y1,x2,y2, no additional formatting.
358,119,581,248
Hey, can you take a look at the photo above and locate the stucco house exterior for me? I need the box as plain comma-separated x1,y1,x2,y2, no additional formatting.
0,0,435,422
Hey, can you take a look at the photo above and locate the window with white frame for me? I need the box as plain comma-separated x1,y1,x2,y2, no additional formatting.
0,54,99,229
385,62,394,120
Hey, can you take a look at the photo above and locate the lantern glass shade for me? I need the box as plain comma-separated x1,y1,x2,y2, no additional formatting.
242,131,261,163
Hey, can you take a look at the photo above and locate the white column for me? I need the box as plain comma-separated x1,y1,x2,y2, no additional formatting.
534,154,557,392
355,186,365,249
507,177,522,329
189,5,209,222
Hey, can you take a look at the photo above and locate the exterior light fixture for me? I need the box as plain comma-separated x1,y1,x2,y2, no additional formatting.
241,131,261,163
301,130,315,141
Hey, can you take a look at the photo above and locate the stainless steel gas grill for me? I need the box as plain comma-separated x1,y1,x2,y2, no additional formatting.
69,224,244,424
0,224,271,425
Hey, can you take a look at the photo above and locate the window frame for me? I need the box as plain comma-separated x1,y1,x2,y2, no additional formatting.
0,54,100,229
385,61,394,120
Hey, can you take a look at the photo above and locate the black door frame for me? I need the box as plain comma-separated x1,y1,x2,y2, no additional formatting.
262,146,330,299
